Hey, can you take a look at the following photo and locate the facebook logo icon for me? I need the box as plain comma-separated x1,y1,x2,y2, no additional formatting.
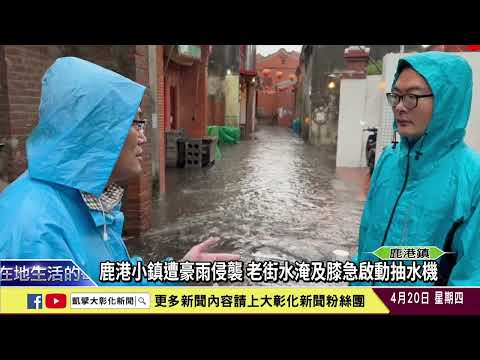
27,294,43,309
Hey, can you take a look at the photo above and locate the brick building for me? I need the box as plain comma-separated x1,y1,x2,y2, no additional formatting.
0,45,155,236
256,48,299,127
0,45,210,237
163,45,210,139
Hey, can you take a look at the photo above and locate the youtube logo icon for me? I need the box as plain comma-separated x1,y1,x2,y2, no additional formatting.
45,294,67,309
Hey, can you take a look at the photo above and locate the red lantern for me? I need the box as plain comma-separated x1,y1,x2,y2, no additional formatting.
276,71,283,79
262,68,271,77
289,74,296,81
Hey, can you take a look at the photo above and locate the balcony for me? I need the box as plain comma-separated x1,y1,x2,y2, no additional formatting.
165,45,202,66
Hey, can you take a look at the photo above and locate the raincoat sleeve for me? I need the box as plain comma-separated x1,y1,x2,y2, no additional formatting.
23,220,77,260
447,198,480,286
351,148,392,265
350,149,392,286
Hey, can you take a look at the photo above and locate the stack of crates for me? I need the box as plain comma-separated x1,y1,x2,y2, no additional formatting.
185,136,218,168
185,139,203,168
166,129,186,168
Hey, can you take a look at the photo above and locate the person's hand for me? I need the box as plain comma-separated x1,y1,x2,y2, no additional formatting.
181,237,241,262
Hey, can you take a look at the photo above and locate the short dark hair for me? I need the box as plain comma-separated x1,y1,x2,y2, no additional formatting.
397,59,412,73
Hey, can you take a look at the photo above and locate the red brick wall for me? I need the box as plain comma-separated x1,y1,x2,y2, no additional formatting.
3,46,62,181
165,62,181,131
0,46,10,187
277,91,296,127
257,50,299,119
257,89,296,121
122,45,153,236
257,50,299,84
1,45,120,182
343,49,369,79
428,45,470,52
73,45,115,69
0,45,154,237
167,63,196,135
257,91,276,117
165,47,209,139
156,46,166,194
208,95,225,126
179,64,198,137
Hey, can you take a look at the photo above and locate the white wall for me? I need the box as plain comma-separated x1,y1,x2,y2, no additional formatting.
365,75,383,128
224,74,240,127
376,52,480,162
376,53,403,162
336,75,382,167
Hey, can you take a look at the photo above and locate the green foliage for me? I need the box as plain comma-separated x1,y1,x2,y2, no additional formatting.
367,60,383,75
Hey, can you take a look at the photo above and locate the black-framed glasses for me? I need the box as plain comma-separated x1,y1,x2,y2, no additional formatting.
386,93,433,109
132,120,146,134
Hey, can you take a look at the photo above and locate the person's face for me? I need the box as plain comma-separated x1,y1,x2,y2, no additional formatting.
110,112,147,183
391,68,434,141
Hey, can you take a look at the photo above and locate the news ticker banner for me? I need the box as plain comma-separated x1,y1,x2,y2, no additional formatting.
0,287,478,315
0,287,386,314
1,255,442,285
0,247,473,315
0,260,96,287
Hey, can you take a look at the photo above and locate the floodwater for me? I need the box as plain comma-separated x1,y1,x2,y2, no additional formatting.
126,125,367,286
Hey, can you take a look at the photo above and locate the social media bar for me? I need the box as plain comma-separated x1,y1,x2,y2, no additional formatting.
70,293,150,309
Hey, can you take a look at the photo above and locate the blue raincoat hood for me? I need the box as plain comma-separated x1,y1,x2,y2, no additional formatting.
0,58,175,286
391,51,473,166
26,57,146,197
352,51,480,286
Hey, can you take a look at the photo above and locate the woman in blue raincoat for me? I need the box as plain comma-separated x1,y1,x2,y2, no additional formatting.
354,51,480,286
0,57,239,286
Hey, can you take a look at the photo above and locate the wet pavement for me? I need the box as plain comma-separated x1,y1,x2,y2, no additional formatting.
126,124,367,286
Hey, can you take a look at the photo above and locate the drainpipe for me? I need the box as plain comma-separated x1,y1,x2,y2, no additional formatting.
148,45,159,190
193,59,200,123
193,46,208,135
164,45,175,132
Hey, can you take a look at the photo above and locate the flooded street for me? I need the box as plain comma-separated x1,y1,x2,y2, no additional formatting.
126,124,367,285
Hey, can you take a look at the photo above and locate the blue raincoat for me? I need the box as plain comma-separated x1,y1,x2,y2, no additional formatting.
0,57,166,286
354,52,480,286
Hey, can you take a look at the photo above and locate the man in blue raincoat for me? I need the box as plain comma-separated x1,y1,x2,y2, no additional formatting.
0,57,239,286
354,51,480,286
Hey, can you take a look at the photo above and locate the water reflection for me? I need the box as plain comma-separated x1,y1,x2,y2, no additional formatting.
126,125,366,286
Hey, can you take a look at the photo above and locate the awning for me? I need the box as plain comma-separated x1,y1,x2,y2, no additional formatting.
165,45,202,66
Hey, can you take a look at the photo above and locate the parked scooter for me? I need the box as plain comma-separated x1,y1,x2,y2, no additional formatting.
363,128,378,176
